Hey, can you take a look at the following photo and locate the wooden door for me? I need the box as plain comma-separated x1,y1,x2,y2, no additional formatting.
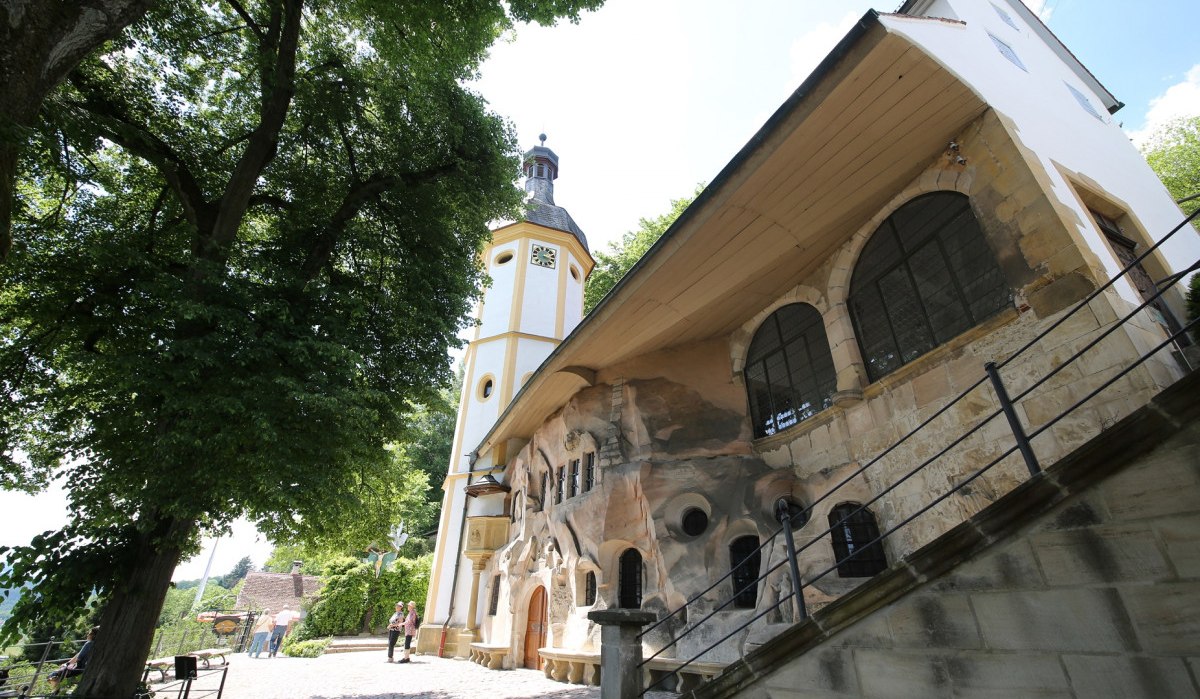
523,586,547,669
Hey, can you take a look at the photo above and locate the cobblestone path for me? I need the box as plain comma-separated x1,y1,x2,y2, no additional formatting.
183,649,678,699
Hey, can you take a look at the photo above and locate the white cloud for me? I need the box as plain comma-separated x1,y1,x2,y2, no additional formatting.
1128,64,1200,146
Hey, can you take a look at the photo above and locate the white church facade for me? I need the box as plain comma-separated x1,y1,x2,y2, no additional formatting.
418,0,1198,680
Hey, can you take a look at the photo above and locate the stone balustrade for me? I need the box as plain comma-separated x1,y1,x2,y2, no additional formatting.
467,642,508,670
539,647,601,685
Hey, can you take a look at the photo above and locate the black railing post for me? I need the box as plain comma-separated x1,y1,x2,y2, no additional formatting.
776,500,808,622
985,361,1040,476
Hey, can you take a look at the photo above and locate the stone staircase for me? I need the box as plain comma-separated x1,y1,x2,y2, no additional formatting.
689,368,1200,699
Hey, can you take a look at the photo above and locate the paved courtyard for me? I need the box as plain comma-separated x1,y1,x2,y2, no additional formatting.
179,649,678,699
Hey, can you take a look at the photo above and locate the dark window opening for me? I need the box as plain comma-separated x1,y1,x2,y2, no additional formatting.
681,508,709,537
729,536,761,609
584,571,597,606
829,503,888,578
538,472,548,511
569,459,580,498
584,453,596,492
556,467,565,505
481,378,494,398
849,192,1010,382
488,575,501,616
618,549,642,609
744,303,838,438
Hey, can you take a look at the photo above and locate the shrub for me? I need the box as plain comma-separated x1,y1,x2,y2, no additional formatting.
302,554,432,636
282,637,330,658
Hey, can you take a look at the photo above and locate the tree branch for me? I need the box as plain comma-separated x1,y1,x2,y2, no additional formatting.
299,162,458,284
224,0,265,42
66,74,213,233
205,0,303,262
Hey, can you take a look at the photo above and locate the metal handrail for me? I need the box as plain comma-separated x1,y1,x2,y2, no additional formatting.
638,209,1199,695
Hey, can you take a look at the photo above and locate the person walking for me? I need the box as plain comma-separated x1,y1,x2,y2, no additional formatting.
399,601,419,663
385,602,404,663
268,608,295,657
247,610,274,658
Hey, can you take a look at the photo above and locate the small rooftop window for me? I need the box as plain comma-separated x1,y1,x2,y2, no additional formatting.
988,33,1027,72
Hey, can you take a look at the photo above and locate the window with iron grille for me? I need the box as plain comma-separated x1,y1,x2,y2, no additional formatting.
539,472,548,511
849,192,1009,382
569,459,580,498
584,571,597,606
828,503,888,578
488,575,501,616
584,452,596,492
556,466,565,505
729,536,761,608
988,32,1027,71
744,303,837,438
618,549,642,609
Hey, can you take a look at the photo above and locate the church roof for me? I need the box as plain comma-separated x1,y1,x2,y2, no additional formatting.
521,139,589,252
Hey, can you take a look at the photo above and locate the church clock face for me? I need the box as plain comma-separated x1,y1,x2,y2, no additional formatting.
531,244,557,269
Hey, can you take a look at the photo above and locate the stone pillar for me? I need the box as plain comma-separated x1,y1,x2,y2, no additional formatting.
466,559,486,632
588,609,656,699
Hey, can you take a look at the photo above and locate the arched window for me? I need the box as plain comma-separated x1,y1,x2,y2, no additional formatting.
618,549,642,609
849,192,1009,382
744,303,837,438
729,536,761,608
584,571,597,606
828,503,888,578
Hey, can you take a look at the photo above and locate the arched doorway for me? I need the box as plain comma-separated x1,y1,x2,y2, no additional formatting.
523,586,547,669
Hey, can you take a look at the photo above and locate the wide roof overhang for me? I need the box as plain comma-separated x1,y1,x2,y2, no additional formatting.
476,12,989,458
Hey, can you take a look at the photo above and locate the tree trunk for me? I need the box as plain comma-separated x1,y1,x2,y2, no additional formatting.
74,515,192,699
0,0,158,257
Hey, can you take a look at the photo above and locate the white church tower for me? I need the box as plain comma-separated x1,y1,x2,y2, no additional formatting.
419,137,594,655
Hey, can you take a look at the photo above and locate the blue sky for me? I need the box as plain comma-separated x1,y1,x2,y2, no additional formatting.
3,0,1197,581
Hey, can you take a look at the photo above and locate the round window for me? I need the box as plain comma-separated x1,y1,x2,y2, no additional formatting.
481,378,494,399
570,265,580,281
681,508,709,537
495,251,514,265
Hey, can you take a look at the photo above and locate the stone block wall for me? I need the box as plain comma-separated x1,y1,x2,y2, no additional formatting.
692,369,1200,699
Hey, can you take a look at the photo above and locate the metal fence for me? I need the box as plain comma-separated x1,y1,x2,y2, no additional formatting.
637,209,1199,695
0,610,255,699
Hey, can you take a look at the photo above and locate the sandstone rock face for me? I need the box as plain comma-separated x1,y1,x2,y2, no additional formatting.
474,110,1187,671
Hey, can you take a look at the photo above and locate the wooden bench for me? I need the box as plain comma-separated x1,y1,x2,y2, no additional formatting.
538,648,600,686
143,647,232,683
467,642,508,670
143,657,176,683
190,648,231,668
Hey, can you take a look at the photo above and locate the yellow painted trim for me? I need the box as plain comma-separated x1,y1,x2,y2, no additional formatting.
499,334,520,408
495,442,508,467
472,330,563,346
555,251,568,339
425,487,460,616
509,238,529,335
490,223,594,274
447,344,477,477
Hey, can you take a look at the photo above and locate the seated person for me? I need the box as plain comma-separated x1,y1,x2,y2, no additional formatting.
48,627,98,690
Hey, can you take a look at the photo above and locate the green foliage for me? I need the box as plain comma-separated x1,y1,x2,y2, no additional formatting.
281,636,329,658
301,554,430,636
1142,115,1200,216
0,8,606,692
583,186,702,313
218,557,254,589
157,582,236,627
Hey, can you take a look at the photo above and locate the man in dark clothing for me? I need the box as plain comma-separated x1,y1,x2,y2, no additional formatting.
48,627,97,690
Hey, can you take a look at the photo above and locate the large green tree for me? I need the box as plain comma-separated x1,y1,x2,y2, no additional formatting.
1142,114,1200,216
0,0,162,259
0,1,601,697
583,185,701,313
